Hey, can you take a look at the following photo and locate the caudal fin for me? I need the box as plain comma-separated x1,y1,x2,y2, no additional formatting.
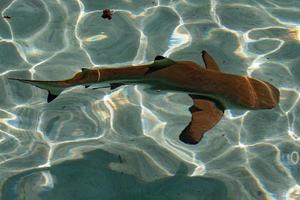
7,78,65,103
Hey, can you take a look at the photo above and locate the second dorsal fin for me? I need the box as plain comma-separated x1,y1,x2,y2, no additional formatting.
81,68,90,72
145,56,176,75
154,55,166,60
202,51,220,71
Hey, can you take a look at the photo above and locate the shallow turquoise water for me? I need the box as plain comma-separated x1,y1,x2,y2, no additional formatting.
0,0,300,199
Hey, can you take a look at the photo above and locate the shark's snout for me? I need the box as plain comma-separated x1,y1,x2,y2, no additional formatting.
249,78,280,109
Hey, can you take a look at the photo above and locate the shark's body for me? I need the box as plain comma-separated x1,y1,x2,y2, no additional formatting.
9,51,280,144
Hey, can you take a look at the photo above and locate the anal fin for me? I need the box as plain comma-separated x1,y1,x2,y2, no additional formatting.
179,95,225,144
47,91,59,103
110,83,124,90
91,85,110,90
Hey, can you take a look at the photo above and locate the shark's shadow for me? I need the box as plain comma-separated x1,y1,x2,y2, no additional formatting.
2,148,228,200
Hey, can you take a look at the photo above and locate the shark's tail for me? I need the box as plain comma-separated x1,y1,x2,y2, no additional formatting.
7,78,67,103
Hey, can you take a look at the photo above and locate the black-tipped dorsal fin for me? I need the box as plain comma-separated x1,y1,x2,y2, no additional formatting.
202,51,220,71
154,55,166,61
47,91,58,103
145,56,176,75
81,68,90,72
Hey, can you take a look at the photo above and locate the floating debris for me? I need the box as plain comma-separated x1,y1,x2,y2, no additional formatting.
102,9,113,20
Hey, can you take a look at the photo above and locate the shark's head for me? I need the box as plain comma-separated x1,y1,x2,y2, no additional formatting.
248,78,280,109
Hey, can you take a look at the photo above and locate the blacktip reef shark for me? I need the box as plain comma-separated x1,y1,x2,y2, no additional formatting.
8,51,280,145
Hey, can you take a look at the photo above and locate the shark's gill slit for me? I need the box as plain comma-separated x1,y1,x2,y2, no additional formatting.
244,76,257,108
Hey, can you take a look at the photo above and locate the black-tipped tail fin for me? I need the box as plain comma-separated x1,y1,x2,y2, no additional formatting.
8,77,65,103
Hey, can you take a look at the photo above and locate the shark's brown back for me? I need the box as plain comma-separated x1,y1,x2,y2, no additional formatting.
8,51,280,145
146,51,279,144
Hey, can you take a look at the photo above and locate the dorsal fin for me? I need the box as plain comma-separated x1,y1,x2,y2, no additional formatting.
81,68,90,72
154,55,166,60
202,51,220,71
145,56,176,75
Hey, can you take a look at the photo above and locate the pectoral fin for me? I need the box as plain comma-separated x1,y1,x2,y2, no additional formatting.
202,51,220,71
179,95,224,144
